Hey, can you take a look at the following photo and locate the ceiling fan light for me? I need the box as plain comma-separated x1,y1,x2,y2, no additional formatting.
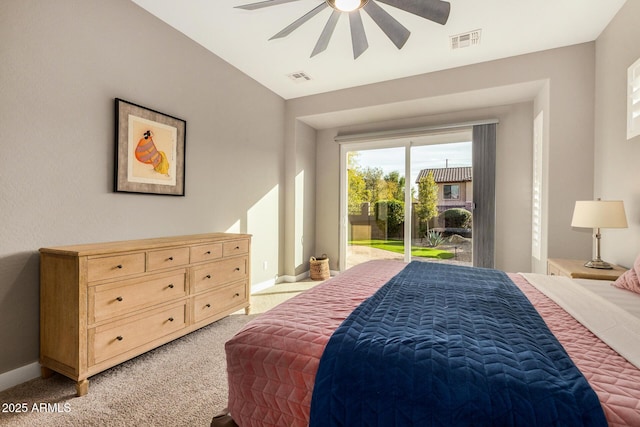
326,0,368,12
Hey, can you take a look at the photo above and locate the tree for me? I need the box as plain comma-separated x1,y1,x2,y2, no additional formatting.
346,152,406,237
361,166,383,205
348,168,367,215
347,152,367,214
381,171,405,201
416,172,439,234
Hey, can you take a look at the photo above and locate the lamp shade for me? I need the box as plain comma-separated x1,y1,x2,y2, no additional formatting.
571,200,628,229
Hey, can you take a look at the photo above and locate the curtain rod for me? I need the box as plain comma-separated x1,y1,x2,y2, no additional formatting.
333,119,499,143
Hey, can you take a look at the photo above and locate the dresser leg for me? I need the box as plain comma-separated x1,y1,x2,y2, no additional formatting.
40,366,54,379
245,305,251,315
76,379,89,397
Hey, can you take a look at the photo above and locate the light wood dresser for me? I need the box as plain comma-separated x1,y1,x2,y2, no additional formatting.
39,233,251,396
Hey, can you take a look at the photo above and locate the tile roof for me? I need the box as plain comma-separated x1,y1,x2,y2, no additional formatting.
416,166,472,183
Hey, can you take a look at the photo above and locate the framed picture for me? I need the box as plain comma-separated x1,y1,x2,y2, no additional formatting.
114,98,186,195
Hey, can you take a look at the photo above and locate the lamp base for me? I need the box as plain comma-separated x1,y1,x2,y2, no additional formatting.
584,259,613,270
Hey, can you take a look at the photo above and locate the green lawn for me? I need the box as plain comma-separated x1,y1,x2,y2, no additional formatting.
350,239,454,259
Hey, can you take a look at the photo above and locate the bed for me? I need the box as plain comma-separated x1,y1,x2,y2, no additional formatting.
212,260,640,426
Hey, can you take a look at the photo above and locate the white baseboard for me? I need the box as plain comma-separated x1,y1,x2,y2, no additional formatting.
250,276,277,294
0,361,40,392
250,270,313,294
277,270,310,283
277,269,340,284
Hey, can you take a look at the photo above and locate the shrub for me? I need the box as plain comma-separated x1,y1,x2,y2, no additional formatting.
426,230,446,247
441,208,472,229
375,200,404,237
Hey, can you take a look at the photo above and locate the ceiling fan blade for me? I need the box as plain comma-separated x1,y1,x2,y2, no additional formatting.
235,0,302,11
311,10,341,57
349,11,369,59
363,1,410,50
376,0,450,25
270,3,328,40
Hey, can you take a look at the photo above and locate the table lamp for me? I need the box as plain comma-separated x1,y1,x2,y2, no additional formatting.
571,200,628,269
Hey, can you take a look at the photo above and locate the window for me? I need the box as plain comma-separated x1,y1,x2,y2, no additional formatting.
532,111,544,260
628,57,640,140
443,184,460,200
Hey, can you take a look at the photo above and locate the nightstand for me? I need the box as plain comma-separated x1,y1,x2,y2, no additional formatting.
547,258,626,280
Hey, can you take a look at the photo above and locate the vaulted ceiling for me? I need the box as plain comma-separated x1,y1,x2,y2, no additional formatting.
131,0,626,100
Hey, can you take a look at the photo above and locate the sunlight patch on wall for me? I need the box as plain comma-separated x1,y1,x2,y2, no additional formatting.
226,220,241,234
295,171,305,268
248,185,280,283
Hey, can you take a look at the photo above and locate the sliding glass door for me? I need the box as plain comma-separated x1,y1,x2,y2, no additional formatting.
410,142,473,265
341,134,474,270
345,146,406,269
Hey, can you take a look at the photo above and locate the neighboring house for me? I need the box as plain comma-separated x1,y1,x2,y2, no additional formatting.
416,167,473,213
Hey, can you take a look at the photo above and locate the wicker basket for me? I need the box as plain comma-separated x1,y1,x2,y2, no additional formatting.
309,254,330,280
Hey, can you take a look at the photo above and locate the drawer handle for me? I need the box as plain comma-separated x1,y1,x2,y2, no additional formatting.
168,256,174,261
234,267,240,272
116,296,123,302
205,303,211,308
116,264,123,269
205,274,211,279
205,251,211,255
168,284,174,289
116,336,123,341
234,293,240,297
235,246,240,250
168,317,174,322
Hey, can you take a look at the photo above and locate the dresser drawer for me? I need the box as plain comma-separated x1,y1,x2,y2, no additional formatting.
547,262,565,277
191,257,248,294
223,239,249,257
89,303,187,365
87,253,146,282
147,247,190,271
88,270,187,324
190,243,223,264
193,281,247,323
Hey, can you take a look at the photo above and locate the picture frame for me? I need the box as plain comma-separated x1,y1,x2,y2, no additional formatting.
114,98,186,195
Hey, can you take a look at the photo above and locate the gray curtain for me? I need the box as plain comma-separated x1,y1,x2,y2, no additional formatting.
472,124,496,268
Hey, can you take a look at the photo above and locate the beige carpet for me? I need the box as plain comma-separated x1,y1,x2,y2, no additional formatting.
0,280,322,427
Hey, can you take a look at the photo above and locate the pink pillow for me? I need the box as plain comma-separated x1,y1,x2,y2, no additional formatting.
612,255,640,294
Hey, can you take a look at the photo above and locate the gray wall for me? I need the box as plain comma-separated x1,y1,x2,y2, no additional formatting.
594,0,640,268
282,119,317,278
0,0,284,375
287,43,596,274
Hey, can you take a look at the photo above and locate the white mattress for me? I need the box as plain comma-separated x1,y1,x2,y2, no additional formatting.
573,278,640,318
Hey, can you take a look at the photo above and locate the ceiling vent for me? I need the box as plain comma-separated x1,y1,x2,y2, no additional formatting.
450,29,481,50
288,71,312,83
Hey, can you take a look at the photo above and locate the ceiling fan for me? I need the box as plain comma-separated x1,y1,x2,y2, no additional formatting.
235,0,451,59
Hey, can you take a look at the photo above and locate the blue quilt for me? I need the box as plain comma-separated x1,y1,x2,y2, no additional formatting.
309,261,606,426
